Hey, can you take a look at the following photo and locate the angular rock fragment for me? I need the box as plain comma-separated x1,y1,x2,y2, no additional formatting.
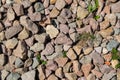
55,0,66,10
13,4,24,16
7,7,15,21
0,54,6,66
30,43,44,52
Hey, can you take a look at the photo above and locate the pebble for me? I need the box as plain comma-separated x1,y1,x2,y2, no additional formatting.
94,47,102,54
60,24,69,34
1,70,9,80
13,41,26,59
100,20,110,30
50,0,56,4
7,7,15,21
55,45,63,53
63,62,72,73
49,8,59,18
32,57,39,68
15,58,24,68
67,48,77,60
91,69,103,78
43,0,49,8
0,22,4,32
65,73,77,80
80,55,92,64
6,72,20,80
5,22,22,39
57,16,67,24
18,27,29,40
48,74,58,80
34,33,47,44
0,31,5,41
111,1,120,13
87,73,96,80
21,70,36,80
0,54,6,66
81,63,92,78
46,60,57,71
55,67,63,78
55,0,66,10
73,60,80,73
106,40,119,51
90,18,98,31
105,14,116,26
60,9,72,18
99,27,114,38
83,47,93,55
30,43,44,52
13,4,24,16
24,58,32,67
37,65,45,80
5,38,18,49
102,48,108,54
29,12,41,21
111,60,119,69
77,6,89,19
34,2,44,12
55,33,72,45
46,25,59,39
55,57,68,67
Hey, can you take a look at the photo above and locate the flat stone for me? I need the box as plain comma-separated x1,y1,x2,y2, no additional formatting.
34,33,47,44
50,8,59,18
41,43,54,55
37,65,45,80
67,48,77,60
106,40,119,51
48,74,58,80
102,70,116,80
30,43,44,52
90,51,104,65
5,21,22,39
21,70,36,80
18,27,29,40
5,38,18,49
15,58,24,68
46,25,59,39
100,20,110,30
13,41,26,59
32,57,39,68
99,27,114,38
55,57,68,67
55,33,72,45
65,73,77,80
20,16,38,34
7,7,15,21
111,1,120,13
55,67,63,78
13,4,24,16
81,63,92,78
0,54,6,66
77,6,89,19
6,72,20,80
55,0,66,10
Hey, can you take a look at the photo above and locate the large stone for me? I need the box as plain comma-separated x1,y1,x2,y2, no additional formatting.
0,54,6,66
77,6,89,19
21,70,36,80
5,38,18,49
30,43,44,52
111,1,120,13
55,0,66,10
46,25,59,39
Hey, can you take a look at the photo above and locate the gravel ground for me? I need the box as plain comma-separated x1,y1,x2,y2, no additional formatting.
0,0,120,80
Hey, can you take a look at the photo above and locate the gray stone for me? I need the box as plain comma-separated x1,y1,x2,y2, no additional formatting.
34,2,44,12
106,40,119,51
1,70,9,80
68,22,76,28
37,65,45,80
55,45,63,53
99,65,113,74
87,73,96,80
114,28,120,35
55,0,66,10
102,70,116,80
94,47,102,54
21,70,36,80
5,23,22,39
21,0,31,8
15,58,24,68
30,43,44,52
60,9,72,18
80,55,92,64
0,54,6,66
93,33,102,47
24,58,32,67
27,50,34,58
111,1,120,13
90,51,104,65
32,57,39,68
6,72,20,80
43,0,49,8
